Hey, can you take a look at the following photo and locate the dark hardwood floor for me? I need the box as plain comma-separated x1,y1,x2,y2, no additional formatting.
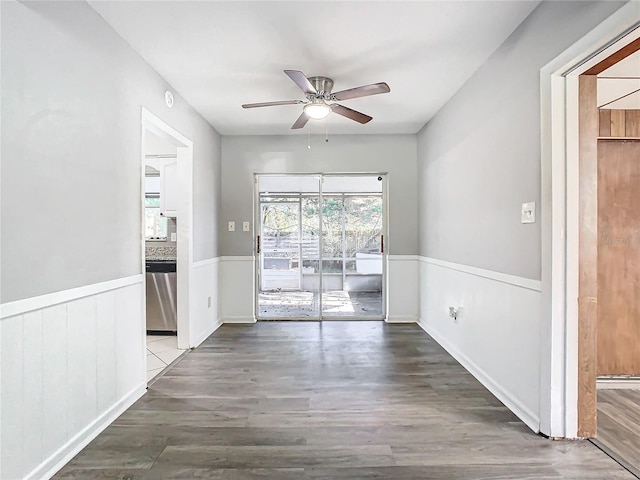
54,322,634,479
595,388,640,477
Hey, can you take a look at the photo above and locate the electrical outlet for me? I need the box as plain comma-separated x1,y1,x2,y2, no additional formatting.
228,221,235,232
170,232,177,242
207,296,211,308
243,221,250,232
449,306,459,322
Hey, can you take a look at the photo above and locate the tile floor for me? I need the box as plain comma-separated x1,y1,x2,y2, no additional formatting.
146,334,186,382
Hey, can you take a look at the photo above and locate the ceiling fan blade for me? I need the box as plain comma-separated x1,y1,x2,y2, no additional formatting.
242,100,304,108
291,112,310,129
331,104,372,124
332,82,390,101
284,70,317,95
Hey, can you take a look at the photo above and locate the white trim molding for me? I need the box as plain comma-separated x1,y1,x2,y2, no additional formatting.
0,274,143,319
386,315,418,323
192,257,221,269
420,257,542,292
221,316,257,324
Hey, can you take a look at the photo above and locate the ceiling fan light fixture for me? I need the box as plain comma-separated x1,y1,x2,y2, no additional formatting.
303,102,331,120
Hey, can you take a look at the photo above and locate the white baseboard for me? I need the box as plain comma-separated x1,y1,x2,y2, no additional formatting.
27,383,146,480
192,319,223,347
222,316,256,324
418,320,539,432
386,315,418,323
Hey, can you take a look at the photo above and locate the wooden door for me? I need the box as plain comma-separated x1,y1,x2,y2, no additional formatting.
597,139,640,375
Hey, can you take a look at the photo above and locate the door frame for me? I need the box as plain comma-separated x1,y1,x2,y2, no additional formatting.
541,5,640,438
254,173,388,321
141,108,194,351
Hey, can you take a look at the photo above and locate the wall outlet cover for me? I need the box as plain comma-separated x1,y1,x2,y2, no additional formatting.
228,221,235,232
243,221,250,232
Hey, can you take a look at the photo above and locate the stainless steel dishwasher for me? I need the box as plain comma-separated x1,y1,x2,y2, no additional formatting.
145,261,177,332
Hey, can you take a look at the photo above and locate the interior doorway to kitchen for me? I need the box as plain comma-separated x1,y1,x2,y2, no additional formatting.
141,109,194,382
255,174,386,320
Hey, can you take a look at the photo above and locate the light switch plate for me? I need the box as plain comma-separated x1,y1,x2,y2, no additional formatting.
170,232,177,242
521,202,536,224
243,221,250,232
228,221,235,232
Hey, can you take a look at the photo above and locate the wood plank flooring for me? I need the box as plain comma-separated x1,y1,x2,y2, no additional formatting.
54,322,635,479
595,389,640,477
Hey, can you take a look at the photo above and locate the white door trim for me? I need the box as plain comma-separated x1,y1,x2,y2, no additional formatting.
541,5,640,438
141,108,194,350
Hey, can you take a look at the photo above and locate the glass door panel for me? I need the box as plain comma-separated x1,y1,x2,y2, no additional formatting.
256,174,385,320
321,176,385,319
256,176,321,319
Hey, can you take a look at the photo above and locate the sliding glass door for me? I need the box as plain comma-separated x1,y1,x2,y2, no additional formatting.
256,174,385,320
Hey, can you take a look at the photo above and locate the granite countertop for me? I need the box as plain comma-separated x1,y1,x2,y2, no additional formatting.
145,245,177,262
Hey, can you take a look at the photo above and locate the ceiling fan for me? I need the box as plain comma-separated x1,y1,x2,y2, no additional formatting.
242,70,390,129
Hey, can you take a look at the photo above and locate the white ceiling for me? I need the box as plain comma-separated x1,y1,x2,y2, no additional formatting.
598,50,640,109
90,1,540,135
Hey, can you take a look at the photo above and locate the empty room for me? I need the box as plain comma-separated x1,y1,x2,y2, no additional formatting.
2,1,640,479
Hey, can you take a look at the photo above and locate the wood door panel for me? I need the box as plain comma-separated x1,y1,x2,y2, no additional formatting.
597,140,640,375
626,111,640,137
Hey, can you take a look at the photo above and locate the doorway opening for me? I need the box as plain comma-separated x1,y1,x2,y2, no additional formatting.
141,109,194,383
540,2,640,444
255,174,387,320
579,43,640,476
544,8,640,474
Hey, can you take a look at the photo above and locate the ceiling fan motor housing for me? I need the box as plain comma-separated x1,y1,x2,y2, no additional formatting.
307,76,334,99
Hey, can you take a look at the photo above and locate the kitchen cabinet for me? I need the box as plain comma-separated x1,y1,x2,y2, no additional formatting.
160,161,177,217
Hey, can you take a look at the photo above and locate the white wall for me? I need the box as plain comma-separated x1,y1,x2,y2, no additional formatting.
220,134,419,322
221,134,418,256
387,256,419,323
1,279,145,479
418,1,625,280
1,2,222,478
417,0,626,434
1,1,222,303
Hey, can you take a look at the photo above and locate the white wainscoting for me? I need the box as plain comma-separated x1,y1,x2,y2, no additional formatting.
0,276,146,480
387,255,419,323
191,258,223,346
219,256,255,323
418,257,542,432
